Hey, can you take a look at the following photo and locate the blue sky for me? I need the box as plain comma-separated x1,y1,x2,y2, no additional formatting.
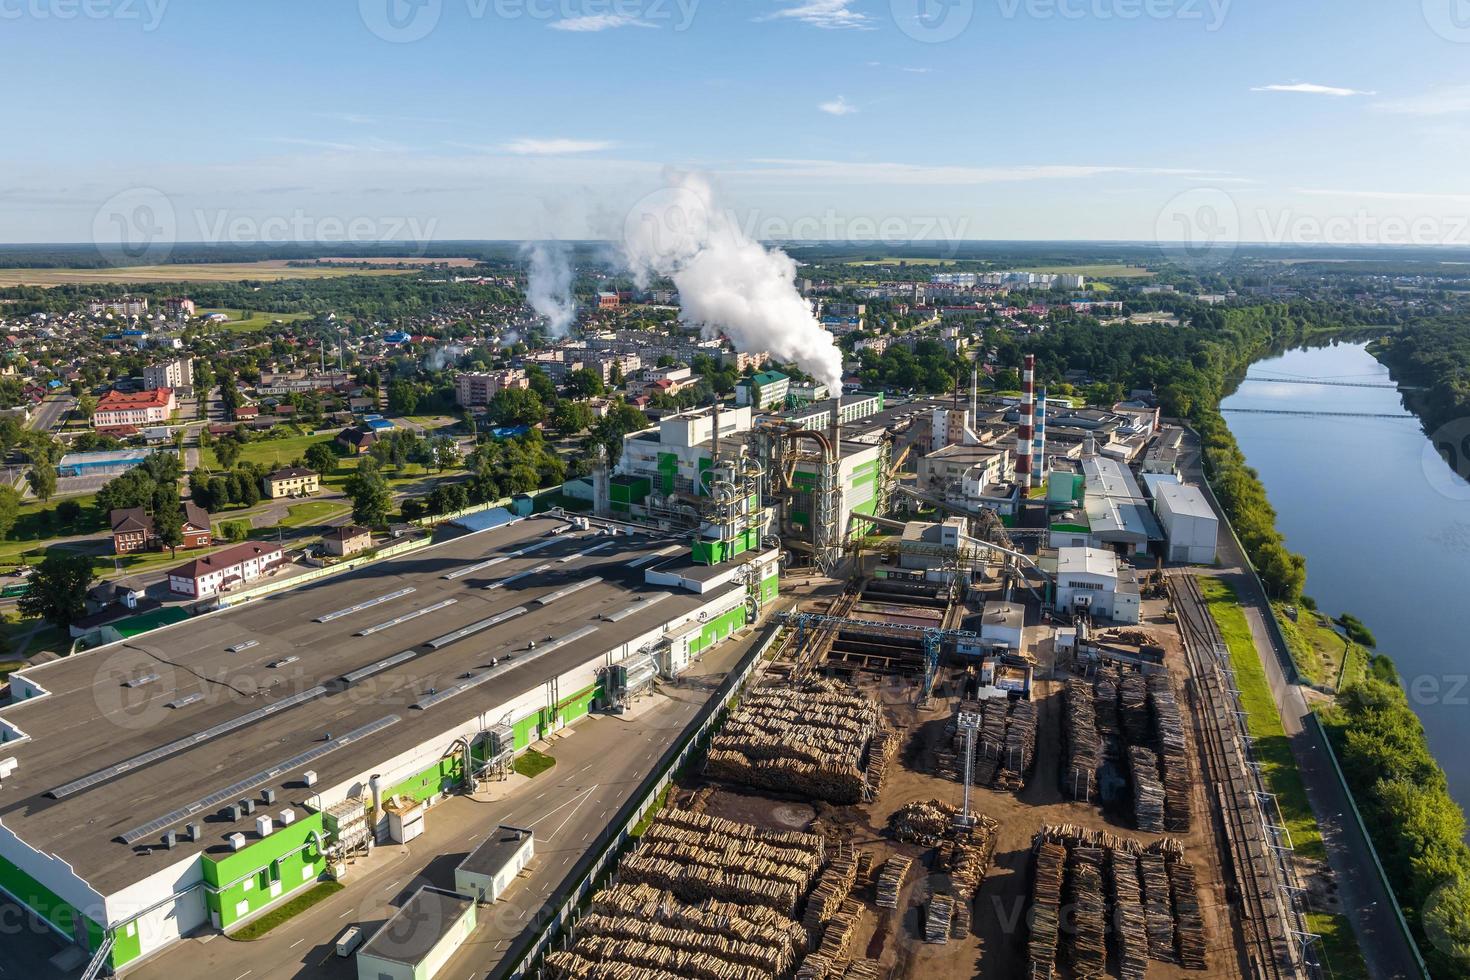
4,0,1470,245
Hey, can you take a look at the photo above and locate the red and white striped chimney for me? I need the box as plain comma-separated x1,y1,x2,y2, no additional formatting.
1016,354,1035,485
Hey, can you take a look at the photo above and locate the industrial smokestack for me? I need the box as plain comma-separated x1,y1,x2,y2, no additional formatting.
1016,354,1035,487
829,392,841,461
1031,387,1047,485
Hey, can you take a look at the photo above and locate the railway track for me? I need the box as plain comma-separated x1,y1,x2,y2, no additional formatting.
1169,570,1317,980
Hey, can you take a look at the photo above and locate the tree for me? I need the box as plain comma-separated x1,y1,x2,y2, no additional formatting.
388,379,420,415
27,460,56,503
55,499,82,525
564,368,605,400
430,435,461,472
155,495,184,557
489,388,545,427
345,458,392,528
18,551,95,630
525,365,557,404
304,442,338,477
215,437,242,470
0,486,18,539
553,400,595,434
76,392,97,421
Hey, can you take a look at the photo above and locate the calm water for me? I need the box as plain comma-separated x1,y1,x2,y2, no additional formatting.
1221,341,1470,815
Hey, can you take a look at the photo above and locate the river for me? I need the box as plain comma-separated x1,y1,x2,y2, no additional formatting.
1220,341,1470,815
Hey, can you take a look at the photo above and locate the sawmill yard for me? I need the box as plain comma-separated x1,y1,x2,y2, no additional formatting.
564,576,1260,980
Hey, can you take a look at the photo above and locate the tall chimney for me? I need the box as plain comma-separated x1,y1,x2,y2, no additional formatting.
1016,354,1035,486
829,391,841,461
1031,387,1047,486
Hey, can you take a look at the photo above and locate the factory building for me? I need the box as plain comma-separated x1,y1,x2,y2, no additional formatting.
0,518,774,975
1153,482,1219,564
608,403,887,572
1055,546,1141,624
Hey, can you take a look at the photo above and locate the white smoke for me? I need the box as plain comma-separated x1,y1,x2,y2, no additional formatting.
522,241,577,337
619,172,844,392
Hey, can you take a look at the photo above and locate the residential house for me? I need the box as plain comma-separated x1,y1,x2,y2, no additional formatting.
263,466,320,499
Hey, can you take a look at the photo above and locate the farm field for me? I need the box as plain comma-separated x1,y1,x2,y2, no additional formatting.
0,261,417,287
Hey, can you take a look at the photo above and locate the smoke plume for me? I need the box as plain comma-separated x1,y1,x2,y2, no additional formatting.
620,172,844,392
522,241,577,336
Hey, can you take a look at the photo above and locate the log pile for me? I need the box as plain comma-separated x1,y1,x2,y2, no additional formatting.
1063,678,1101,801
925,893,954,944
706,679,881,804
1094,665,1122,748
803,849,858,931
550,812,820,980
947,834,996,938
1138,850,1177,963
1169,858,1207,969
842,960,882,980
1027,842,1066,980
1067,847,1108,980
1129,745,1165,833
875,855,911,909
1121,672,1151,744
888,799,955,846
813,898,861,965
795,954,833,980
996,698,1037,791
864,726,901,798
1028,828,1206,977
1108,850,1150,980
589,884,807,970
1148,674,1193,833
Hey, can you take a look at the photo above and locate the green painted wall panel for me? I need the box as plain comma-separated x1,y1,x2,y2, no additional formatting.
0,849,102,951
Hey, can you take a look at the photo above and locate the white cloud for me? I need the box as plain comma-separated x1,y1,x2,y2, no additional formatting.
1290,187,1470,204
1251,82,1376,97
738,158,1219,185
818,96,858,116
902,67,934,74
1371,85,1470,116
548,13,655,31
757,0,874,30
501,138,618,155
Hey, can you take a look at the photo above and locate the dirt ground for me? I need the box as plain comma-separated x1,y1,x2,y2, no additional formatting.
688,594,1253,980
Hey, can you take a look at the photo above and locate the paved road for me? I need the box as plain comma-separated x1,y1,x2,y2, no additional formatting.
122,632,759,980
27,394,73,434
1179,425,1420,980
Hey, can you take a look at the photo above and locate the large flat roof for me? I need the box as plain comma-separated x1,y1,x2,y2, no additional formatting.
360,886,475,965
0,517,729,894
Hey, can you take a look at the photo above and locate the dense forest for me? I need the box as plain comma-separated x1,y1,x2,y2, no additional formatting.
1374,318,1470,466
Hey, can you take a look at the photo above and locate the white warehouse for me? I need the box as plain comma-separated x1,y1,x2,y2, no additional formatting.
1154,483,1218,564
1055,546,1141,625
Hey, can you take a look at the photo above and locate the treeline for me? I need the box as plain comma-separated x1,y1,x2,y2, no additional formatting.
1328,678,1470,976
1374,318,1470,449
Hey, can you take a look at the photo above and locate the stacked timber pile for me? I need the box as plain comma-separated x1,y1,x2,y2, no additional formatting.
843,960,882,979
995,698,1037,790
548,812,820,980
1028,828,1206,977
803,849,859,931
925,893,954,943
1063,678,1101,801
1138,850,1177,963
1027,842,1066,980
1067,846,1108,979
864,726,901,799
889,799,955,846
706,679,881,804
588,884,806,969
1094,665,1122,748
875,856,911,909
1148,674,1193,833
813,899,862,966
1120,672,1151,744
1129,745,1165,833
1108,850,1150,980
795,954,833,980
1169,858,1207,969
947,827,999,938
